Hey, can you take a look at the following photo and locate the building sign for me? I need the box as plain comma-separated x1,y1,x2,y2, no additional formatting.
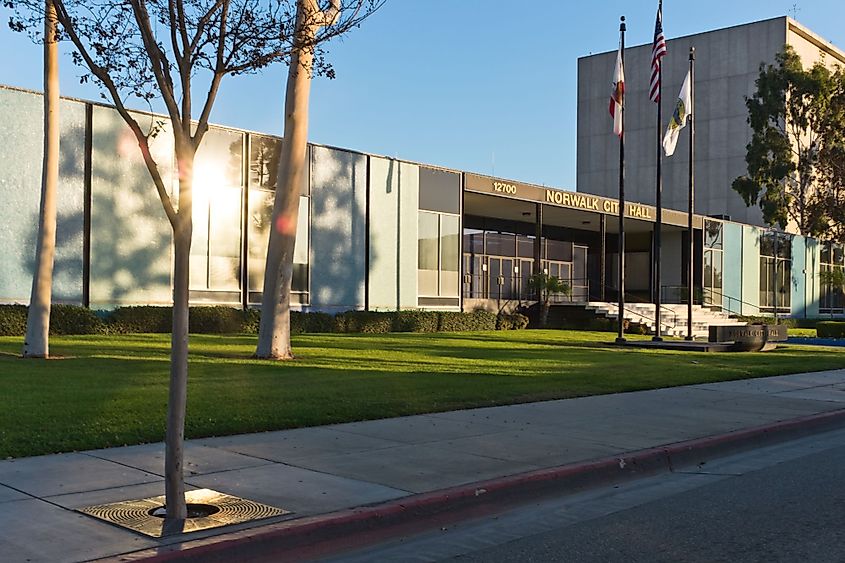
464,173,675,224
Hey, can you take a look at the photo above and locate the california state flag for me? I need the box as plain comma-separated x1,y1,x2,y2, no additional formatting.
609,42,624,137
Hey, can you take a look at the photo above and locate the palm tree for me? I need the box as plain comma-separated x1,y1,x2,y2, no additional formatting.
530,272,571,328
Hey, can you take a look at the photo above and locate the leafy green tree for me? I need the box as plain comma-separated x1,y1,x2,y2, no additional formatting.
732,46,845,236
816,78,845,243
529,273,571,329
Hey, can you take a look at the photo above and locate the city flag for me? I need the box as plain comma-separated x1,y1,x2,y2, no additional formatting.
609,42,624,137
649,1,667,102
663,70,692,156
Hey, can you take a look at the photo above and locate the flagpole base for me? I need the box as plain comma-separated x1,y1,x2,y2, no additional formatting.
684,336,695,341
651,336,664,342
615,337,627,345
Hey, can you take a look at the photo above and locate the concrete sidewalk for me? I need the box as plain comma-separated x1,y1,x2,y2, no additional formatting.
3,370,845,562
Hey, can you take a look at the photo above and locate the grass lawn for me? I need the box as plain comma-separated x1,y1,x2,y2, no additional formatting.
1,330,844,459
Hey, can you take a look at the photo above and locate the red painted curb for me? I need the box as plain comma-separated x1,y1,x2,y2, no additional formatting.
110,407,845,563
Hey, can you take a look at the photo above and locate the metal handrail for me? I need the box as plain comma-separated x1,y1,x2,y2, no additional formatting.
700,288,782,318
591,282,679,330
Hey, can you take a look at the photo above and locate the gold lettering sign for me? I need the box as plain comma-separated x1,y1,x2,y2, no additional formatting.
493,181,517,195
545,190,601,211
627,204,653,219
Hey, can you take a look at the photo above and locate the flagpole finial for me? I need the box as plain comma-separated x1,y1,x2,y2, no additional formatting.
689,46,695,60
620,15,626,32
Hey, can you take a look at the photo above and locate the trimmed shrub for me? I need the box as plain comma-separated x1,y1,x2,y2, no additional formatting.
105,306,172,334
0,304,28,336
334,311,394,333
395,310,439,333
49,304,102,335
817,321,845,338
496,312,529,331
0,304,102,336
304,312,334,333
189,306,245,334
439,310,498,332
242,308,261,334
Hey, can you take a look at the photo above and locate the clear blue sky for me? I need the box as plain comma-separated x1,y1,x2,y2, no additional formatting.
1,1,842,189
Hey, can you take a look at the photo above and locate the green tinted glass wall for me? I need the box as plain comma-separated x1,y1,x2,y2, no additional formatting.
0,87,84,304
89,106,174,307
310,146,366,311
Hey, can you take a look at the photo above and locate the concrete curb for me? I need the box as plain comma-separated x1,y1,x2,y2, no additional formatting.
108,407,845,562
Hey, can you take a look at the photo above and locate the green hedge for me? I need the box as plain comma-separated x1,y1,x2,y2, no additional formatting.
0,305,519,336
0,305,27,336
817,321,845,338
496,312,530,331
105,306,172,334
0,304,102,336
736,316,820,329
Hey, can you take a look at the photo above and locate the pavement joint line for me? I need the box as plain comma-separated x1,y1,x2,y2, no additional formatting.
184,457,418,497
0,481,85,515
82,451,168,479
325,424,502,446
108,406,845,563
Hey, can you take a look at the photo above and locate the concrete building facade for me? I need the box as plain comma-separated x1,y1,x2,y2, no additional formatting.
576,17,845,228
2,17,845,323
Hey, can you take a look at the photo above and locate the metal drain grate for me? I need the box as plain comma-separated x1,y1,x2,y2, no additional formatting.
78,488,291,537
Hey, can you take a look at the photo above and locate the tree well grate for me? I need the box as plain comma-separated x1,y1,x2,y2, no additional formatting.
78,488,290,538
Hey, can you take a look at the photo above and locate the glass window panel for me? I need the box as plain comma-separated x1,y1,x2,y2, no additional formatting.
208,186,242,290
834,245,844,265
713,251,723,290
247,189,273,291
418,212,439,271
705,221,723,249
485,232,515,257
249,135,281,190
760,233,774,257
777,234,792,259
418,270,438,296
560,263,571,282
573,245,587,281
517,236,535,258
777,260,791,309
440,271,459,297
294,197,309,265
547,240,573,262
190,192,210,290
821,244,832,264
195,128,243,190
440,215,460,273
704,250,713,288
464,230,484,254
292,263,308,292
759,257,770,307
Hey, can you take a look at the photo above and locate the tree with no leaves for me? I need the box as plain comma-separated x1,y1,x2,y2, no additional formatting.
4,0,329,521
255,0,382,359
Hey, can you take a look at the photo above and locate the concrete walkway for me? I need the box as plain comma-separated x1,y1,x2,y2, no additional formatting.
3,370,845,562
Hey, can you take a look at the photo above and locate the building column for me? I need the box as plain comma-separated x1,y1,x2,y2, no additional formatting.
600,214,607,301
534,203,543,301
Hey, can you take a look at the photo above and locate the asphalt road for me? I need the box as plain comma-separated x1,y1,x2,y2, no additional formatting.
324,426,845,562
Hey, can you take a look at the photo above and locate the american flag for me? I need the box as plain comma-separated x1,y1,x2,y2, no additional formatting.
649,1,668,103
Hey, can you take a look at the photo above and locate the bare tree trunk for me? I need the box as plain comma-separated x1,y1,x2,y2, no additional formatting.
23,0,60,359
165,156,193,521
255,9,318,360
